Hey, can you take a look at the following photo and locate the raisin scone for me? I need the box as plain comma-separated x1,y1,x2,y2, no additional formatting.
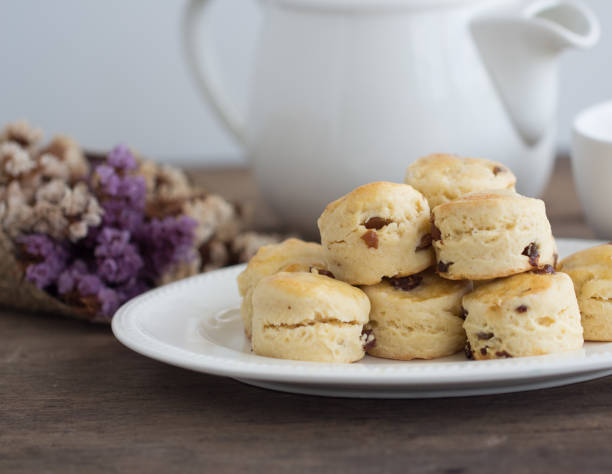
362,269,471,360
432,190,557,280
559,244,612,341
236,238,330,338
317,182,434,285
251,272,371,363
405,153,516,209
463,271,583,360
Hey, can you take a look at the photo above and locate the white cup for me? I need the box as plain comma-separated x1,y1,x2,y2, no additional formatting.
572,100,612,239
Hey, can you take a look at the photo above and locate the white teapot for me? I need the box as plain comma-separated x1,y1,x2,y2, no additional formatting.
184,0,599,235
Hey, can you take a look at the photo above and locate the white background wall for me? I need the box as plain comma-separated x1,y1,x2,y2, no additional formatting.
1,0,611,165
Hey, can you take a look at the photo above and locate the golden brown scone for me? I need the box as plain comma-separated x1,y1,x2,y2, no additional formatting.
463,271,583,360
236,238,330,338
559,244,612,341
362,269,471,360
317,182,434,285
251,272,371,363
405,153,516,209
432,190,557,280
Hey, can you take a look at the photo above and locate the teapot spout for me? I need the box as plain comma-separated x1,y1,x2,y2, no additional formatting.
471,1,600,145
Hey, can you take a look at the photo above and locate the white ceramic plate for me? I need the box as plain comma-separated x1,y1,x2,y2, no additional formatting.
112,238,612,398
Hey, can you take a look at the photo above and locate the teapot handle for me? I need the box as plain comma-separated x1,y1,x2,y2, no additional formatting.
182,0,247,145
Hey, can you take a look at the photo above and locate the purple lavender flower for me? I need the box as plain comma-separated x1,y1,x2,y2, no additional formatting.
100,201,144,236
117,278,149,302
88,147,152,315
19,234,68,289
141,215,197,274
117,175,147,208
57,260,88,294
93,145,148,242
77,274,103,296
95,167,146,207
94,227,143,284
107,144,138,171
96,228,130,253
96,164,120,195
19,234,55,256
94,145,146,212
97,287,121,317
57,260,126,317
25,263,55,289
57,272,74,294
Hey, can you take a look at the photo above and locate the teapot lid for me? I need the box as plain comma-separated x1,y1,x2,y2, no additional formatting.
267,0,493,11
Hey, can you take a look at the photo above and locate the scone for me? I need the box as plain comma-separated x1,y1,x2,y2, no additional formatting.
317,182,434,285
559,244,612,341
362,269,471,360
251,272,371,363
237,238,330,338
405,153,516,209
432,190,557,280
463,271,583,360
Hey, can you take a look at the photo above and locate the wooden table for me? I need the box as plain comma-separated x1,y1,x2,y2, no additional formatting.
2,158,610,474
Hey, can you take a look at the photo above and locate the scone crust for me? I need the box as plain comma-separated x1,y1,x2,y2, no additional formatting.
251,272,371,363
237,238,327,296
236,238,328,337
318,182,434,285
559,244,612,341
432,190,556,280
405,153,516,209
463,272,583,360
362,270,470,360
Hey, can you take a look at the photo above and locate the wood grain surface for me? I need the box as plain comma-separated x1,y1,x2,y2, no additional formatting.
2,158,610,474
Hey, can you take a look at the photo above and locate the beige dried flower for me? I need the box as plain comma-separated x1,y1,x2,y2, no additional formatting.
33,180,102,241
157,256,201,286
36,153,71,182
38,135,89,182
30,200,69,239
231,231,284,263
13,179,104,241
0,120,44,152
200,238,231,272
138,159,157,188
234,201,254,230
0,181,35,238
215,217,243,242
35,178,68,203
60,182,103,241
183,194,240,247
0,142,36,184
140,159,192,204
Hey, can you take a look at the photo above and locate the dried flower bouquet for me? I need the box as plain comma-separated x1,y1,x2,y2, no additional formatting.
0,121,281,322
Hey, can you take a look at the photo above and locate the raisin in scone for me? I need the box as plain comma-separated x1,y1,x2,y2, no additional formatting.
463,271,583,360
405,153,516,209
237,238,330,338
432,190,557,280
317,182,433,285
362,269,471,360
559,244,612,341
251,272,371,363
